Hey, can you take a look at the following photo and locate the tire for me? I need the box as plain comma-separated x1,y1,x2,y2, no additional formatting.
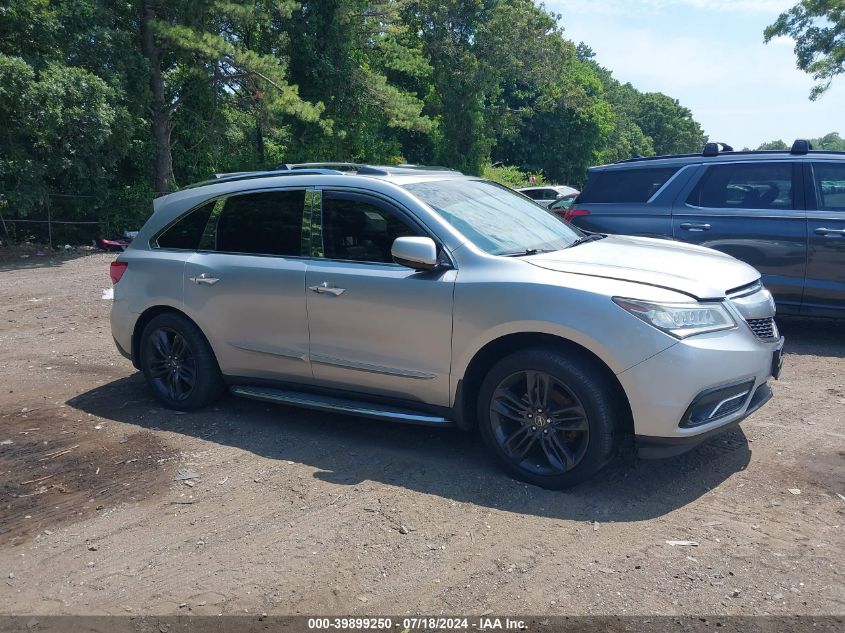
139,312,225,410
476,348,621,489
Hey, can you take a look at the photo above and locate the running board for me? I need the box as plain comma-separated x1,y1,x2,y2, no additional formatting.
230,385,454,427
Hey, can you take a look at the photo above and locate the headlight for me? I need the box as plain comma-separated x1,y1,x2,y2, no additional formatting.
612,298,736,338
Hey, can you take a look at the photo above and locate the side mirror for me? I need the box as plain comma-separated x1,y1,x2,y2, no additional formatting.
392,236,438,271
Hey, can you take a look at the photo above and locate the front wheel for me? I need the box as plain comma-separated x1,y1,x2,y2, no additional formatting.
477,349,621,489
140,313,225,410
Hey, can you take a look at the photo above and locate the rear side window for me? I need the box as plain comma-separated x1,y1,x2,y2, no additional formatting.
688,162,795,210
155,202,215,250
578,167,679,203
813,163,845,211
203,190,306,256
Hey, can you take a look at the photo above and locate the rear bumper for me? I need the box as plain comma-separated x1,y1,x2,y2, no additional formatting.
636,382,772,458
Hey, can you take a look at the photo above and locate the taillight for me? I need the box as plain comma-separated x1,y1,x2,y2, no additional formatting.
110,261,128,284
563,208,590,222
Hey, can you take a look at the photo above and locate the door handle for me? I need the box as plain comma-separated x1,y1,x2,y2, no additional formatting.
680,222,711,232
309,282,345,296
189,273,220,285
814,227,845,236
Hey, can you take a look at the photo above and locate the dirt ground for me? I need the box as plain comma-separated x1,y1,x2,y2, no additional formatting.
0,250,842,616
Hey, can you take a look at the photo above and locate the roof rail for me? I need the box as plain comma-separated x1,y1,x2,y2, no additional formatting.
184,168,345,189
277,162,364,171
703,142,734,157
790,139,813,155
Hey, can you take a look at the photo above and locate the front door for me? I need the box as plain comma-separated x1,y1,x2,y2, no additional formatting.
673,161,806,313
304,190,455,407
183,188,312,382
804,161,845,317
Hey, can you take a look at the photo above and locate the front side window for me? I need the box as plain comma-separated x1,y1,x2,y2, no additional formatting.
404,179,580,255
578,167,679,204
201,190,306,256
813,163,845,211
687,163,795,210
319,193,422,263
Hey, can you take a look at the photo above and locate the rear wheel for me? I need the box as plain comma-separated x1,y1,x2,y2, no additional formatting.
477,349,620,489
140,313,225,410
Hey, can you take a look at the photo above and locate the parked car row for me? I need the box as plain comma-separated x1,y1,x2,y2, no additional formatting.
562,140,845,319
111,162,782,488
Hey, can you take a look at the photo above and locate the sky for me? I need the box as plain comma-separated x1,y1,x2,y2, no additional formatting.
545,0,845,149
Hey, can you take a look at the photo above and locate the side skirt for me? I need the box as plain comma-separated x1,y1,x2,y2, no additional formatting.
230,385,455,428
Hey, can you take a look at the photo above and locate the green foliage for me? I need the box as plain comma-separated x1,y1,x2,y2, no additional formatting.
0,0,710,238
765,0,845,100
0,53,126,220
757,139,790,150
633,92,707,155
482,164,543,188
756,132,844,150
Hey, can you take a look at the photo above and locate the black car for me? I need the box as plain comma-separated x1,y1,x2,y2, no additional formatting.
564,140,845,318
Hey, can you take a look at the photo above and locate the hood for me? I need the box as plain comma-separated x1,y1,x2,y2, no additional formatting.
526,235,760,300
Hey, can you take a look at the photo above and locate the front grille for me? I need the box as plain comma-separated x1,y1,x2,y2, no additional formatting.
747,317,777,340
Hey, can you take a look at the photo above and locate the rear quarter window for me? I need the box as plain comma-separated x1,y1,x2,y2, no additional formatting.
578,167,680,204
154,202,215,250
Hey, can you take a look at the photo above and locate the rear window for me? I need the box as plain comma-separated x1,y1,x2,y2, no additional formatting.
578,167,680,204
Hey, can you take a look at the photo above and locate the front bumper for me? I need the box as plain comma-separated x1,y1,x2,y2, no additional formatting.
636,382,772,458
617,325,782,451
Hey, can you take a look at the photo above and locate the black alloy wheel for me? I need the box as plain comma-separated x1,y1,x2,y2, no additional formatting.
140,312,225,410
146,326,197,402
477,348,620,489
489,370,590,476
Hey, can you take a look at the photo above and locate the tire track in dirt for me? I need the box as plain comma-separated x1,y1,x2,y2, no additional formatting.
0,406,175,546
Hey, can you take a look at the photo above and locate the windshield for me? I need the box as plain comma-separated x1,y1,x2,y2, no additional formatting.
403,179,581,255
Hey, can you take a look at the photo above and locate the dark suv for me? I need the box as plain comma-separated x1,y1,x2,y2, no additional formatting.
566,140,845,318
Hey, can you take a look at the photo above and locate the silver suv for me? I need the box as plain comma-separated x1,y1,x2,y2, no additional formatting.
110,164,783,488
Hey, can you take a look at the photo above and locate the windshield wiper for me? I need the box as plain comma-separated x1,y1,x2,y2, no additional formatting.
566,234,606,248
500,248,551,257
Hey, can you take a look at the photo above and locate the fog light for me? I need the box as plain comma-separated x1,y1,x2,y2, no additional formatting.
681,380,755,428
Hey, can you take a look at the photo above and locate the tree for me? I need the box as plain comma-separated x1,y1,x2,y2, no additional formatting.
633,93,706,155
812,131,845,149
138,0,326,194
765,0,845,100
0,0,713,236
285,0,433,164
0,54,126,226
757,139,789,150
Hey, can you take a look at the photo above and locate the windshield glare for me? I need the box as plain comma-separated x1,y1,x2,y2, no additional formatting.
403,179,581,255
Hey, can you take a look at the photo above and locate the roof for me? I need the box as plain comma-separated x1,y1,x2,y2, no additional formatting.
592,139,845,172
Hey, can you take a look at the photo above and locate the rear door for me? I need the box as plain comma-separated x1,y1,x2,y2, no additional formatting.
672,161,806,313
183,189,312,382
304,189,455,407
803,161,845,317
